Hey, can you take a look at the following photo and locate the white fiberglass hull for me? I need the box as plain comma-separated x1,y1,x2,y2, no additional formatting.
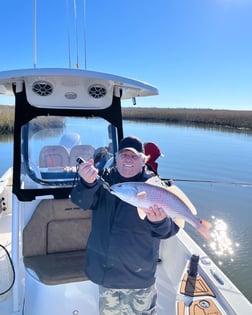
0,169,251,315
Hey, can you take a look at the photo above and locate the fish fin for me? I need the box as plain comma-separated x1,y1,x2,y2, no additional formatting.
137,208,147,220
145,177,163,186
173,218,185,228
136,191,147,200
197,219,212,240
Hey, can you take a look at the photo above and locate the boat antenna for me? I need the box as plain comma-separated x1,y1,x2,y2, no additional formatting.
66,0,72,68
83,0,87,69
33,0,37,68
73,0,79,68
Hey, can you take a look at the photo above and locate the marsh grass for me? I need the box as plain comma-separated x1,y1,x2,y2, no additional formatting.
122,107,252,130
0,105,14,134
0,105,64,135
0,105,251,134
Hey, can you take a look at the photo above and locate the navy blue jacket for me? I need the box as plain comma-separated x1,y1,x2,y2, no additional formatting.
71,167,179,289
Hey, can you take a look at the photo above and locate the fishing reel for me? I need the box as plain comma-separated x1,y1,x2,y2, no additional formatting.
76,157,85,165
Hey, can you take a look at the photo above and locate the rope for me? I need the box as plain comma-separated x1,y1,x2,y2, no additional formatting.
0,244,15,296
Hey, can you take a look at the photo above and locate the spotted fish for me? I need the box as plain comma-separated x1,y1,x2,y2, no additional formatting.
110,180,211,239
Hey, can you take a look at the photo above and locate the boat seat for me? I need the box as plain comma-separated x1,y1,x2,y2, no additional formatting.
69,144,95,166
23,199,91,285
39,145,69,168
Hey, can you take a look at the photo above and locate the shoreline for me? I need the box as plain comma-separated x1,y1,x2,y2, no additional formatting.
0,105,252,134
122,107,252,131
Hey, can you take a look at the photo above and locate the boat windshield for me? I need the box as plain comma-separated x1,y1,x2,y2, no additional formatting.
20,116,117,189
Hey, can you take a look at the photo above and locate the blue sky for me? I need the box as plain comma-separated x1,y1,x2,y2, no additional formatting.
0,0,252,110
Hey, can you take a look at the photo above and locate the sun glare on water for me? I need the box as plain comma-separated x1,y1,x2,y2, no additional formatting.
206,216,240,265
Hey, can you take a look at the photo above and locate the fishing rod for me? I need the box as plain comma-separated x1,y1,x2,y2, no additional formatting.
161,178,252,187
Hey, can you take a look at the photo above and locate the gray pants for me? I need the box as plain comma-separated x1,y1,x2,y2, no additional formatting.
99,284,157,315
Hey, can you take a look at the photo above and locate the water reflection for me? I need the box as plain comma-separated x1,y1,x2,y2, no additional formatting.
129,119,252,136
209,216,236,258
166,121,252,136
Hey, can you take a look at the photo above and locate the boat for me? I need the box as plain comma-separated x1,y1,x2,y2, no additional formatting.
0,67,251,315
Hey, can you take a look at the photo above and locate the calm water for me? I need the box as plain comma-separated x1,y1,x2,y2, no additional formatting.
123,121,252,303
0,122,252,302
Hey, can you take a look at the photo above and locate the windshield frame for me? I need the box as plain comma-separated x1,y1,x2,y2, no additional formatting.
12,85,123,201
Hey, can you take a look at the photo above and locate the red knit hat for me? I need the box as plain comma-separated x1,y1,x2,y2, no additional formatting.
144,142,164,173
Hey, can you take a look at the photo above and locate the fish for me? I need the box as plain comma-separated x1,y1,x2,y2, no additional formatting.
110,180,212,239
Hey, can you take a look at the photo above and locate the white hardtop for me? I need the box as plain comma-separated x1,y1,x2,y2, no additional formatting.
0,68,158,109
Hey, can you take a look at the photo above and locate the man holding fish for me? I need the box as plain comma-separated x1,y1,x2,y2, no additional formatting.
71,136,180,315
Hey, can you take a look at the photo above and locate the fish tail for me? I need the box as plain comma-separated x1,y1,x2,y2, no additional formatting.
197,219,212,240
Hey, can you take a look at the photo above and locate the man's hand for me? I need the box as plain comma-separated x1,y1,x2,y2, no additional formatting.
145,204,167,222
78,159,98,184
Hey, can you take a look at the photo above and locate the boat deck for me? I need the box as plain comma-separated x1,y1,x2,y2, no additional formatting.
1,198,251,315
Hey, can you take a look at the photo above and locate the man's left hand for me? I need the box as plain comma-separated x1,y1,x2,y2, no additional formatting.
145,204,167,222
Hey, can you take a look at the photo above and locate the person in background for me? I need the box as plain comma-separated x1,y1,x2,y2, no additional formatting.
144,142,164,174
71,136,179,315
93,146,113,172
